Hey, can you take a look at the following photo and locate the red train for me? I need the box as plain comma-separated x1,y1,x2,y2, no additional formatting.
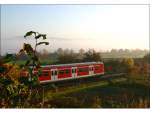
21,62,104,84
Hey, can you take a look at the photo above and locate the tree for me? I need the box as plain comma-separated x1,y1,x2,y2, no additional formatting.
141,53,150,75
111,49,118,53
19,31,49,86
83,49,102,62
121,58,134,73
104,60,123,73
143,53,150,63
56,48,64,55
57,49,77,64
0,53,26,108
77,49,85,61
0,31,49,107
142,63,150,74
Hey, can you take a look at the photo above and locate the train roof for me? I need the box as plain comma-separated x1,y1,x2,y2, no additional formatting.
40,61,103,68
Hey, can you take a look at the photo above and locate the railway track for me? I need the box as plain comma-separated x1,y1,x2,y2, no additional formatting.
39,73,127,92
32,72,127,105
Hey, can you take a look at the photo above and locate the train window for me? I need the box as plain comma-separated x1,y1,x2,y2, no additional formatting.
42,71,49,76
54,70,57,75
72,69,75,73
65,69,70,74
59,70,64,75
59,69,70,74
51,71,54,76
78,67,89,72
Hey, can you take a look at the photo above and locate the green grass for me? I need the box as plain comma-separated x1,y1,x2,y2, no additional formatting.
42,75,150,108
43,77,127,100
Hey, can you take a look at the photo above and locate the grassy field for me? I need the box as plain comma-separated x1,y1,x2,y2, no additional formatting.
41,74,150,108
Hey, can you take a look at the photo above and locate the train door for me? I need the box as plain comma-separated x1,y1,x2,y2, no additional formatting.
51,69,58,81
72,67,77,78
89,65,94,75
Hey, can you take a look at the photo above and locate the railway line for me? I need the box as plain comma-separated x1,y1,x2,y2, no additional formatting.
27,72,127,106
36,72,128,105
21,62,127,97
39,73,127,92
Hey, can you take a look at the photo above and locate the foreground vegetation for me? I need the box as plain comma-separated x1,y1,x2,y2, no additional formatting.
0,52,149,108
42,74,150,108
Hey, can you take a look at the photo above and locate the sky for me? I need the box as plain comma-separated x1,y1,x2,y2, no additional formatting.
0,5,149,55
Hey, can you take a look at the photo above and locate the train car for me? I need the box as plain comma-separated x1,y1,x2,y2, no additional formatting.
20,62,104,84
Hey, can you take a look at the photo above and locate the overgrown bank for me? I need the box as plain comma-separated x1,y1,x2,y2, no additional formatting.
43,74,150,108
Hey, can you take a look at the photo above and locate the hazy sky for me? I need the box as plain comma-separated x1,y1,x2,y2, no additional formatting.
1,5,149,55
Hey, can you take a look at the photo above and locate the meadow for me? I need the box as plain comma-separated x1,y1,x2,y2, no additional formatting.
42,74,150,108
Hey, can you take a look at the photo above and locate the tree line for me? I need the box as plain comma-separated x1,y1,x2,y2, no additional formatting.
16,48,102,64
13,48,148,65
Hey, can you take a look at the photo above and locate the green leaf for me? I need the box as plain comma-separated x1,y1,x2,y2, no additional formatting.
19,49,24,53
7,85,15,94
32,75,38,81
27,67,32,75
32,76,39,86
37,69,42,76
2,77,13,86
35,34,42,39
24,31,36,38
36,42,49,46
32,56,39,62
42,34,47,39
25,60,31,66
23,43,34,54
0,66,7,73
45,42,49,45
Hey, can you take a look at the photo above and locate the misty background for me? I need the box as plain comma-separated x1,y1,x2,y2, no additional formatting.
0,5,149,56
